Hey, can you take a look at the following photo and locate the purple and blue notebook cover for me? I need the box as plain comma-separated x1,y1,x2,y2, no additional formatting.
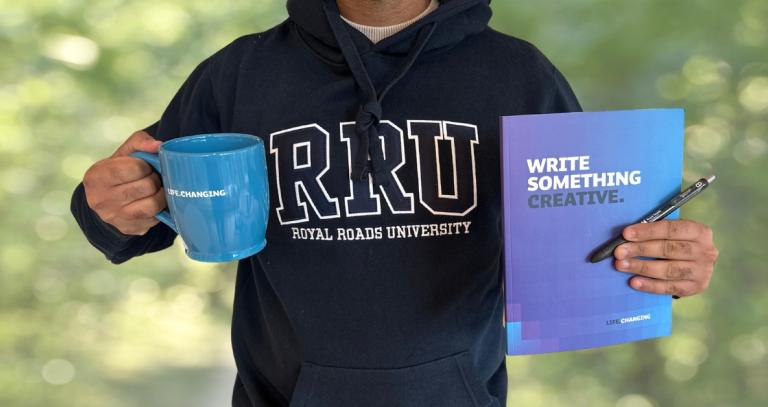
500,108,684,355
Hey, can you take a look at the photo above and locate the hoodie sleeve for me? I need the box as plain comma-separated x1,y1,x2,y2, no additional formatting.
70,57,221,264
511,37,583,115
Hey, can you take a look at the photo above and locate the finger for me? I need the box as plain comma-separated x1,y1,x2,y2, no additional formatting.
113,173,162,204
110,217,160,236
614,258,699,281
614,240,701,261
623,220,707,242
154,185,167,211
112,131,162,158
119,188,166,220
98,157,155,186
84,157,152,188
628,276,702,298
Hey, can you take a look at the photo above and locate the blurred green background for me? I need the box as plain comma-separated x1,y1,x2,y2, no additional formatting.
1,0,766,406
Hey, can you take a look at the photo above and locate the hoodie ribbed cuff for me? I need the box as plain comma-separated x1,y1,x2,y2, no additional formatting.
70,182,138,257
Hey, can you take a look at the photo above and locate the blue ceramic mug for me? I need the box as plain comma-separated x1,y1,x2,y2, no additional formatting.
131,133,269,262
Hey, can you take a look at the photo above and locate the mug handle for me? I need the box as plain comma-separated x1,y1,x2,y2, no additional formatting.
130,151,178,233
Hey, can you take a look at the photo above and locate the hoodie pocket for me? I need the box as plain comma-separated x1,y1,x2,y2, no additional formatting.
288,350,500,407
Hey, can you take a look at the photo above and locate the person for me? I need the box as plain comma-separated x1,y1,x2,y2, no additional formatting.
70,1,720,406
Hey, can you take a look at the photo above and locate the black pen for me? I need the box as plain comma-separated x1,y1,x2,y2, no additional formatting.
589,175,716,263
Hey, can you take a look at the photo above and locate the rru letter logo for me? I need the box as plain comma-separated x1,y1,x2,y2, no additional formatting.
269,120,479,225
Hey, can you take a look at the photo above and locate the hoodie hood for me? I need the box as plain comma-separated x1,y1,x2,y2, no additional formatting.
287,0,492,59
286,0,492,186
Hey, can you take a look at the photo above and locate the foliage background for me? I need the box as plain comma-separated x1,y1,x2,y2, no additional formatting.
1,0,766,406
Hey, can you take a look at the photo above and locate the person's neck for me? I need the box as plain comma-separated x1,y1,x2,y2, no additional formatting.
337,0,431,26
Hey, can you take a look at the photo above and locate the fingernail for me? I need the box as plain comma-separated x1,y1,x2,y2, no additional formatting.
624,227,637,239
631,279,643,289
617,260,630,270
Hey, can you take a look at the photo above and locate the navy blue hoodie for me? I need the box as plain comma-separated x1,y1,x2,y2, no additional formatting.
71,0,582,405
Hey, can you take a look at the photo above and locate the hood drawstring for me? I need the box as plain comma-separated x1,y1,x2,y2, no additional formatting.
323,3,438,187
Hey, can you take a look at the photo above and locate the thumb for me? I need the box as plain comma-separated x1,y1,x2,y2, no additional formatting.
112,131,162,157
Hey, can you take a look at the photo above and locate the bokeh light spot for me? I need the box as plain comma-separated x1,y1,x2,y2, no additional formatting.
61,154,94,181
655,74,689,100
732,136,768,164
683,56,731,86
17,78,54,107
0,114,30,154
0,244,34,274
40,190,71,215
42,34,100,70
685,125,727,159
658,334,709,367
34,272,67,303
82,269,117,296
664,359,699,382
100,116,141,143
41,359,76,385
140,4,191,46
739,76,768,112
730,334,767,366
733,1,768,46
1,167,38,195
35,215,69,241
616,394,656,407
128,277,160,302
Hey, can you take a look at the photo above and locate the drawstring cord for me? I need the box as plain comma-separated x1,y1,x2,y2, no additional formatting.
323,3,438,186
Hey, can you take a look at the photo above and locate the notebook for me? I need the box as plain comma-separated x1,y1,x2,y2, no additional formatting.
500,108,684,355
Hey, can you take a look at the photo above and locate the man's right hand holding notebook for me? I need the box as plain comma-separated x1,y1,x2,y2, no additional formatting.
613,219,719,298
